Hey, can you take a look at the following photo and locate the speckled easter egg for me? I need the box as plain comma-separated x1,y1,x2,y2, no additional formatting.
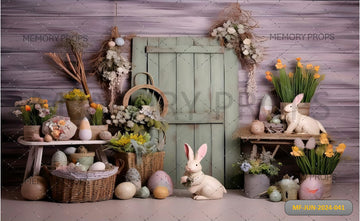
21,176,47,200
135,186,150,198
99,131,112,140
125,168,141,190
269,190,282,202
299,177,323,200
153,186,169,199
89,162,106,171
115,37,125,46
51,150,67,168
115,182,136,200
147,170,173,195
250,120,265,135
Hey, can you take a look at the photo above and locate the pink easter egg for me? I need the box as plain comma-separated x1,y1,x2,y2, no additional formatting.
147,170,173,195
299,177,323,200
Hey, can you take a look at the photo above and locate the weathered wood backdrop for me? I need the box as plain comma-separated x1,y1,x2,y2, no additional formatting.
2,0,359,185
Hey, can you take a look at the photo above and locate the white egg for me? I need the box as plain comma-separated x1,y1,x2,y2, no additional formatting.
115,182,136,200
89,162,106,171
64,147,77,155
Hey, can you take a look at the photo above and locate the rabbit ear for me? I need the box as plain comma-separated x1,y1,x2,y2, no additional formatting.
184,143,194,161
292,93,304,105
195,144,208,162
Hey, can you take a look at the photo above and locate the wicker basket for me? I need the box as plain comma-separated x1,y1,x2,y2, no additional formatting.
115,151,165,185
48,160,124,203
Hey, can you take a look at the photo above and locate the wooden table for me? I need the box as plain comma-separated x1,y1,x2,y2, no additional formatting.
17,136,107,181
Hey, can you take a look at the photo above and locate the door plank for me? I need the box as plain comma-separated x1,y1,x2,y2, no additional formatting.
224,49,240,188
132,37,148,86
147,38,160,86
175,37,195,188
146,45,224,54
210,38,225,184
194,38,212,176
158,37,178,184
166,112,224,124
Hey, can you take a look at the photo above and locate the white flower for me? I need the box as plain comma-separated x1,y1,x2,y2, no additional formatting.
14,99,28,106
111,115,115,119
102,107,108,113
119,119,126,124
227,27,236,35
112,119,119,124
136,114,145,122
106,120,112,125
13,110,22,117
237,24,244,30
238,28,245,34
211,30,217,37
216,27,225,33
243,50,249,55
252,54,258,59
243,38,251,45
127,121,135,128
225,43,233,49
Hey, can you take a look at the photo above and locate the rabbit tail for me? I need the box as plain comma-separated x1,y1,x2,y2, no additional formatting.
317,120,327,133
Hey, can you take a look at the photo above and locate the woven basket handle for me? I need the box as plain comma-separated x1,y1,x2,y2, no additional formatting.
115,158,125,175
133,72,154,86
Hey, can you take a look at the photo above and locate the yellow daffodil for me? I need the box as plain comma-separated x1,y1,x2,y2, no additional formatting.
275,62,283,69
320,133,329,144
314,73,320,79
297,62,303,68
306,64,313,69
290,146,304,157
325,144,334,157
336,143,346,154
266,75,272,82
296,57,301,61
277,59,282,63
314,65,320,72
289,72,294,78
97,104,103,110
325,150,334,158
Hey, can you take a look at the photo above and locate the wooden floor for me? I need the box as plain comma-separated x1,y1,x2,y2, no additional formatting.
1,183,359,221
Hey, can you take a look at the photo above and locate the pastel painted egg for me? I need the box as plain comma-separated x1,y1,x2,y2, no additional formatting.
135,186,150,198
108,41,116,47
64,147,77,155
21,176,47,200
44,134,53,142
115,182,136,200
115,37,125,46
153,186,169,199
125,168,141,190
269,190,282,202
89,162,106,171
79,117,92,140
99,131,112,140
51,150,67,168
147,170,173,195
299,177,323,200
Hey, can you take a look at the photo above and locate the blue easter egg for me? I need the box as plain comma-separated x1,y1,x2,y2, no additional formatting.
115,37,125,46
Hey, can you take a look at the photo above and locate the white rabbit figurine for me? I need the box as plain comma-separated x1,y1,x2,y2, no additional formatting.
180,143,227,200
283,93,326,135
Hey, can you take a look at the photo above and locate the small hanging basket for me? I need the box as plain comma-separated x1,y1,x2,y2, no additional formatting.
123,72,168,117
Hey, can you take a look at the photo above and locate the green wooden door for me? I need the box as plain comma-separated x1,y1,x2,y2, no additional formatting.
132,37,239,188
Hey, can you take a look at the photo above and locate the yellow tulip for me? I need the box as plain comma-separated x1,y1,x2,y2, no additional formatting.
325,150,334,158
97,104,103,110
265,71,272,76
296,57,301,61
277,59,282,63
314,73,320,79
43,104,49,109
297,62,303,68
336,143,346,154
320,133,329,144
289,72,294,78
266,75,272,82
25,105,31,112
275,62,284,69
90,102,97,109
314,66,320,72
306,64,313,69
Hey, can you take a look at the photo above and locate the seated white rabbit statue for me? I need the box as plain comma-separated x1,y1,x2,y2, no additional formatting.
180,143,226,200
283,93,326,135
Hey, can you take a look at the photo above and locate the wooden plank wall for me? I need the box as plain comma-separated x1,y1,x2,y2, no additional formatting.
2,0,359,185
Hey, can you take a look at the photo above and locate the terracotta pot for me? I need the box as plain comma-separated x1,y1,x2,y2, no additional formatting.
23,125,41,141
280,102,310,118
244,174,270,198
300,174,332,198
65,100,89,127
90,125,109,140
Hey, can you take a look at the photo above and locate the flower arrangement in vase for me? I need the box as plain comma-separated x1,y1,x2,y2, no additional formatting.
290,133,346,198
13,97,56,141
88,102,109,140
63,88,90,127
234,145,282,198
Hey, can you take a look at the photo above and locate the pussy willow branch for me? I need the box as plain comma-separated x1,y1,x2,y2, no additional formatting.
45,52,93,103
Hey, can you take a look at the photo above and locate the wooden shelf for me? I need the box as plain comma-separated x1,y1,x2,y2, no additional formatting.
17,136,107,146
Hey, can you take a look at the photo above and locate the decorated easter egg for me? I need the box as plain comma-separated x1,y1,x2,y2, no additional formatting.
115,182,137,200
99,131,112,140
269,190,282,202
115,37,125,46
51,150,67,168
125,168,141,190
64,147,77,155
135,186,150,198
78,117,92,141
147,170,173,195
250,120,265,135
21,176,47,200
89,162,106,171
44,134,53,142
153,186,169,199
299,177,323,200
108,41,116,47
